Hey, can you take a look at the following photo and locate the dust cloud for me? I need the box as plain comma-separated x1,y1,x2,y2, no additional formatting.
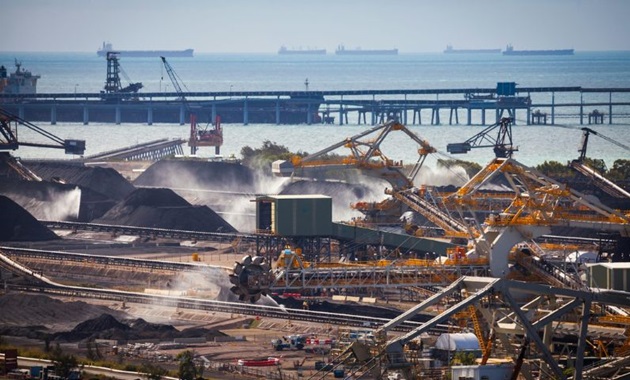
14,186,82,221
414,165,470,187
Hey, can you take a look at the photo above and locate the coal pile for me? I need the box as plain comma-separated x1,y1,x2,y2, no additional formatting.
25,160,136,201
53,313,227,342
93,188,237,233
134,159,256,192
0,195,58,241
0,178,116,222
0,293,127,340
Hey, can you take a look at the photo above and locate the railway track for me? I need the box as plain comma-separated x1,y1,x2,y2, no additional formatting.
0,249,449,335
0,246,210,272
41,220,258,243
6,284,447,334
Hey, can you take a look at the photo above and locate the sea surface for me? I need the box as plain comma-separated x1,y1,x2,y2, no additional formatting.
2,51,630,169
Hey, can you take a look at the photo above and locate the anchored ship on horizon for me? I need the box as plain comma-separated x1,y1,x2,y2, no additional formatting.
443,45,501,54
278,46,327,55
335,45,398,55
502,44,574,56
97,42,194,58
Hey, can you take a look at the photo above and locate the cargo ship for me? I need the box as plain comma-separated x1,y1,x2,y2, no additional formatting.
502,44,574,56
278,46,327,55
443,45,501,54
97,42,194,58
0,60,40,95
335,45,398,55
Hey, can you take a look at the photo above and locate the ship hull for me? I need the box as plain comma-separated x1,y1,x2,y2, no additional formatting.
97,49,194,58
503,49,574,56
278,49,326,55
335,49,398,55
444,49,501,54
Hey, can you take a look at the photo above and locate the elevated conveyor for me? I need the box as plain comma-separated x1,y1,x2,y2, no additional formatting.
332,222,454,255
570,160,630,199
84,138,185,161
391,188,473,238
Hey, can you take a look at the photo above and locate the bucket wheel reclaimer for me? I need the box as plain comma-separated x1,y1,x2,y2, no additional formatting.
229,255,274,303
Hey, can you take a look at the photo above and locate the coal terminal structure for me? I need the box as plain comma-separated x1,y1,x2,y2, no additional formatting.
1,85,630,126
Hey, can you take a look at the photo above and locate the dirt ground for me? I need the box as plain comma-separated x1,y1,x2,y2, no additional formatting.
0,237,357,379
0,158,408,379
1,290,344,379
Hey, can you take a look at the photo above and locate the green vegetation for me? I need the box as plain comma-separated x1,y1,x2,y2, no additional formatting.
0,342,176,379
608,159,630,182
536,160,574,179
50,344,80,379
177,350,203,380
450,351,477,366
140,361,169,380
240,140,300,174
85,339,103,362
240,140,346,178
536,158,630,188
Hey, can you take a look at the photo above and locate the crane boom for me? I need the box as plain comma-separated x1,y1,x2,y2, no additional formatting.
578,127,630,162
275,120,436,190
160,56,188,108
447,117,517,158
160,57,222,155
0,109,85,155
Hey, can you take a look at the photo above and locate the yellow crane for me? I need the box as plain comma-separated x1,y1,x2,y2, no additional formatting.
273,120,475,239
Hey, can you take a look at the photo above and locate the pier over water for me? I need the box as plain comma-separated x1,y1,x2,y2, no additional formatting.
1,85,630,126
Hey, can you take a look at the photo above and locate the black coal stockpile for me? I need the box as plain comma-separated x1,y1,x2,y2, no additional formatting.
94,188,237,232
53,313,226,342
134,160,256,192
0,195,58,241
0,178,115,222
25,161,136,201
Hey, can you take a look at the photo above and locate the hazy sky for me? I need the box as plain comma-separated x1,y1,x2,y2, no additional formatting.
3,0,630,53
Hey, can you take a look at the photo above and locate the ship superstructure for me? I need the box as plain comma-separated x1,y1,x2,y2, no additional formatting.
0,60,40,95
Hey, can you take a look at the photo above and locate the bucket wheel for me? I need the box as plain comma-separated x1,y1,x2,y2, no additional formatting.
229,255,274,303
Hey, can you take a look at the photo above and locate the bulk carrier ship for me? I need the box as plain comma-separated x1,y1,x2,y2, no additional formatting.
278,46,327,55
502,44,574,56
0,60,40,95
97,42,194,58
443,45,501,54
335,45,398,55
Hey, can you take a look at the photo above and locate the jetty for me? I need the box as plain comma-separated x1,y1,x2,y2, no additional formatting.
1,83,629,126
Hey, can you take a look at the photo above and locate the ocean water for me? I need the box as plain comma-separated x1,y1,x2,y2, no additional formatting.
2,51,630,168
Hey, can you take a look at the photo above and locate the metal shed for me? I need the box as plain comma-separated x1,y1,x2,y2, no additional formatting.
255,194,332,237
587,262,630,291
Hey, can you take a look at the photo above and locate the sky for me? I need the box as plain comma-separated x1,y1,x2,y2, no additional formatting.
2,0,630,53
